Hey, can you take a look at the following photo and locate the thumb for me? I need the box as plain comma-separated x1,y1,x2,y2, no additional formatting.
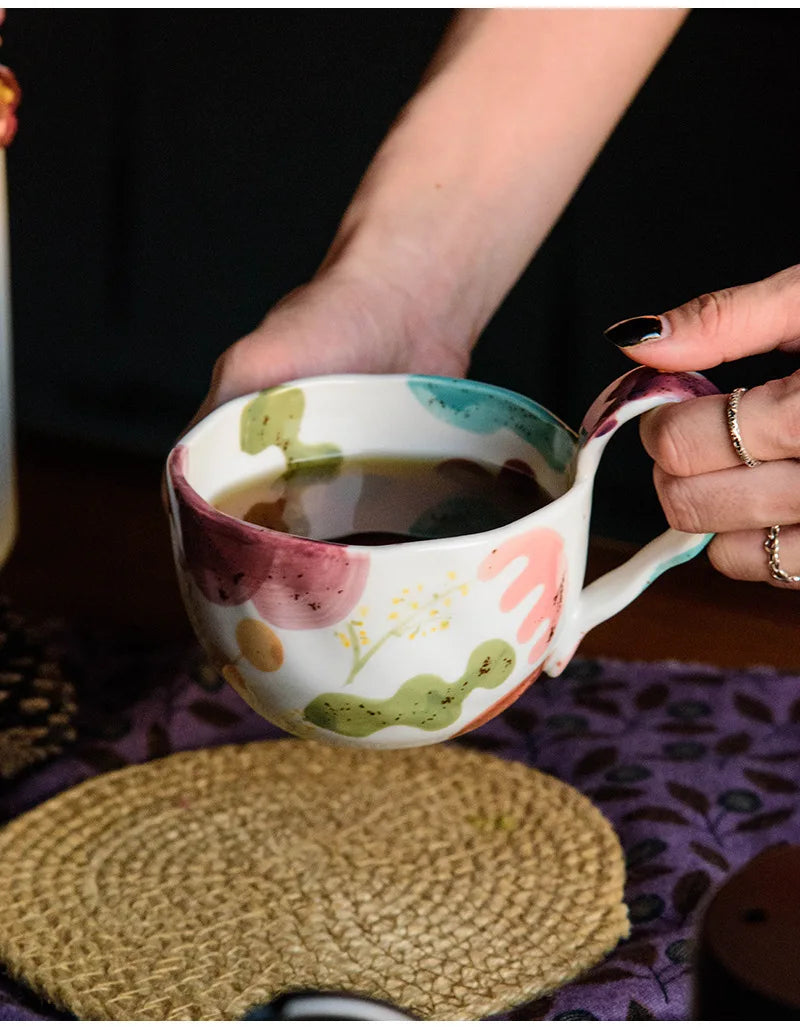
603,263,800,371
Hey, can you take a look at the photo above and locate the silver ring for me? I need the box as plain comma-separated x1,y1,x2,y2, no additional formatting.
764,524,800,584
726,387,762,467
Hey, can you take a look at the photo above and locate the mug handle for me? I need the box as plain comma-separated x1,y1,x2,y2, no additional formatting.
544,365,719,677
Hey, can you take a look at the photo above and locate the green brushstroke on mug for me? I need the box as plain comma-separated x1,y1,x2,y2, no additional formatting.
240,387,341,466
304,638,516,737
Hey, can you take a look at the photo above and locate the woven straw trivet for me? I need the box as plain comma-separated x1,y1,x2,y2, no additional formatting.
0,739,628,1021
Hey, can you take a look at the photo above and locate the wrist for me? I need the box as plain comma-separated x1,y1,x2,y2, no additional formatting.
309,240,475,380
317,190,487,372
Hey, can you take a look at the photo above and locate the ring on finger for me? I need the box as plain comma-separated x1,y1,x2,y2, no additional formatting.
764,524,800,584
726,387,762,468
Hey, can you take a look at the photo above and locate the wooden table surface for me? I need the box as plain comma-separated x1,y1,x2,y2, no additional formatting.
0,435,796,671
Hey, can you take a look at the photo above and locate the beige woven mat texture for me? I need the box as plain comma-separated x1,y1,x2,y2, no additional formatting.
0,740,628,1020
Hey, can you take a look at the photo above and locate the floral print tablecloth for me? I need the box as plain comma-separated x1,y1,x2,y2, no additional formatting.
1,628,798,1021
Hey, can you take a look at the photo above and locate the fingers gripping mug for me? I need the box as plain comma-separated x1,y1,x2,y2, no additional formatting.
166,367,717,749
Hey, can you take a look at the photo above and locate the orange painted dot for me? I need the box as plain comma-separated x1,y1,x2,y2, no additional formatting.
236,618,284,671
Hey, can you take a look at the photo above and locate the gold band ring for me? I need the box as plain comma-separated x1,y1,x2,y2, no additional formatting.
726,387,762,468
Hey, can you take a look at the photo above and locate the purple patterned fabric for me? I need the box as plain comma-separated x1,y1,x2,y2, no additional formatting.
1,630,799,1021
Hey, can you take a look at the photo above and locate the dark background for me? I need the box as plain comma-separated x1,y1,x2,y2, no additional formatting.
3,10,798,541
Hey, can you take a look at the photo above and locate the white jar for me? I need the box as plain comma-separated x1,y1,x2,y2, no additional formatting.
0,150,16,567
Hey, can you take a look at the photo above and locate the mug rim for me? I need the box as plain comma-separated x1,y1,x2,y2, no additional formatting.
167,373,580,552
176,372,578,447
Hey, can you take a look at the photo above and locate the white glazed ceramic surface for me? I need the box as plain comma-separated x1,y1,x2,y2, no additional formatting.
166,369,717,749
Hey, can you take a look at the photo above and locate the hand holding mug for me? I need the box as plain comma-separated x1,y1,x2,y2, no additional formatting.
192,267,472,427
606,262,800,588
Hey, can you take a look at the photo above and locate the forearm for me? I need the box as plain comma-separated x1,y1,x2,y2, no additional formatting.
323,8,688,350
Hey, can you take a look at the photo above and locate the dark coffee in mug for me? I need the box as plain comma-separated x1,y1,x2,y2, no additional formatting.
212,454,554,545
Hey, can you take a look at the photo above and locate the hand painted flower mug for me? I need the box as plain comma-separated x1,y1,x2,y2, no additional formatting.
165,367,717,749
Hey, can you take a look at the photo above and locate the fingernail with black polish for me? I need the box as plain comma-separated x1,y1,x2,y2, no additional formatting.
604,315,664,348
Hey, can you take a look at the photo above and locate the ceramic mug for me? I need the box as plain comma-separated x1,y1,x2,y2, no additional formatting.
166,366,717,749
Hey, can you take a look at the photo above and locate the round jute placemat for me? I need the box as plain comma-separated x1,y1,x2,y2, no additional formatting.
0,739,628,1021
